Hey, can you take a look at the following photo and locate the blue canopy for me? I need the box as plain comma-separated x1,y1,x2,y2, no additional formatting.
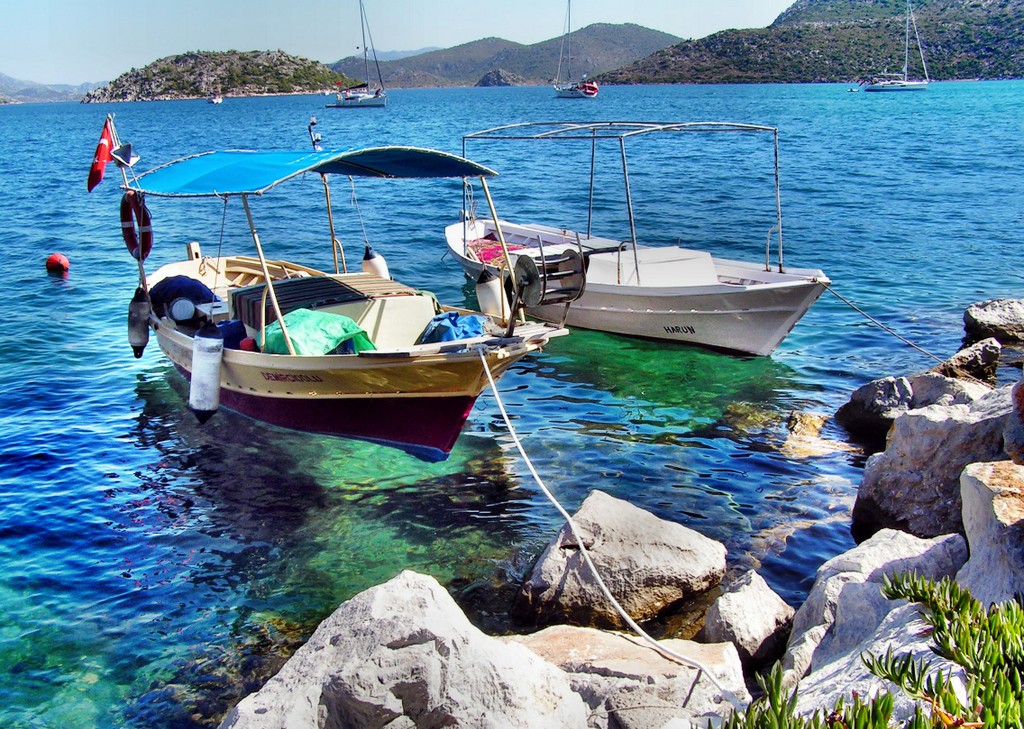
126,147,497,198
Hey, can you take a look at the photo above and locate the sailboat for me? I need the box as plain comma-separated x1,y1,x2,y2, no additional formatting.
862,0,929,92
327,0,386,108
553,0,598,98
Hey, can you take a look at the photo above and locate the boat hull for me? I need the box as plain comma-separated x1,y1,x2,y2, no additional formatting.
446,220,827,356
156,324,525,460
863,80,928,92
326,92,386,108
554,83,598,98
529,278,826,356
145,254,563,460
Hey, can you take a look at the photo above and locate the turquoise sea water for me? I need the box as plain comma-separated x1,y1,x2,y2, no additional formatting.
1,82,1022,726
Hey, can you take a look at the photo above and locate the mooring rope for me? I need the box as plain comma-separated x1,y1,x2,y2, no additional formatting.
822,282,944,364
476,348,745,712
821,282,989,384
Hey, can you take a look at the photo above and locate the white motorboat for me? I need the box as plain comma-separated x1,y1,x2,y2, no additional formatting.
327,0,387,109
862,0,929,92
446,121,830,357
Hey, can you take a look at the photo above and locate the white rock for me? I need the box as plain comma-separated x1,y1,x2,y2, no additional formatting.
794,603,966,722
1003,377,1024,465
852,386,1012,538
701,570,794,669
907,372,992,409
219,571,589,729
964,298,1024,343
834,376,913,442
834,373,989,446
513,490,727,628
781,529,967,685
956,460,1024,606
512,625,750,729
927,338,1001,383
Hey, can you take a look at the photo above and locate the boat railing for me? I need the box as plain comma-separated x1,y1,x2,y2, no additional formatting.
461,120,788,283
765,225,784,273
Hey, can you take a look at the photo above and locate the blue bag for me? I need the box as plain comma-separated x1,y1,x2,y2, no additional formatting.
416,312,489,345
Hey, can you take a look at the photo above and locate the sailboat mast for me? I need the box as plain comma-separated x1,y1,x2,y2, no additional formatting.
359,0,371,89
566,0,573,81
910,1,929,82
903,0,911,81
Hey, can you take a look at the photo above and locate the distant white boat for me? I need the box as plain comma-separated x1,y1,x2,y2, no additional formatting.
862,0,929,92
327,0,387,109
209,94,223,104
447,122,830,357
553,0,598,98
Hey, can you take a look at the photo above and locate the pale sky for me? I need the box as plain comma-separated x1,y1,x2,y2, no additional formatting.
2,0,794,85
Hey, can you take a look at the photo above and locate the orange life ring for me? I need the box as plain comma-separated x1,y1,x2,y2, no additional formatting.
120,191,152,261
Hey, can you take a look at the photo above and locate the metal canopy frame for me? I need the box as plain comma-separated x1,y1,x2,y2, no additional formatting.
461,121,786,282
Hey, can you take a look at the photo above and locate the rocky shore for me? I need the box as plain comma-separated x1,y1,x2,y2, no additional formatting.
216,298,1024,728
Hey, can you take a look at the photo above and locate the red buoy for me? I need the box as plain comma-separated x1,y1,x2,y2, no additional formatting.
45,253,70,274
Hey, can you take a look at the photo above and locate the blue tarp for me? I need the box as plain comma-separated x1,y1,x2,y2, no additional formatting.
127,148,497,198
416,312,489,345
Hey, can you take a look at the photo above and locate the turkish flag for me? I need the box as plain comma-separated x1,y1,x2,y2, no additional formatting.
87,118,114,192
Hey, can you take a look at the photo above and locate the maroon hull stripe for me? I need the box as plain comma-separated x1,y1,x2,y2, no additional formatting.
176,366,477,461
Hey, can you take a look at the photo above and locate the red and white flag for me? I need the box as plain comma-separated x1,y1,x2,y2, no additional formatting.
87,117,114,192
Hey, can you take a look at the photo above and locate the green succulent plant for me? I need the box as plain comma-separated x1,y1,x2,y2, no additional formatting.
715,573,1023,728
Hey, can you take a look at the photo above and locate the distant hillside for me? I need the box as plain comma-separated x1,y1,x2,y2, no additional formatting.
0,72,101,103
597,0,1024,84
82,50,353,102
331,24,681,87
374,48,441,61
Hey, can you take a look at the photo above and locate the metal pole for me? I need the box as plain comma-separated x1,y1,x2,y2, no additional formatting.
242,194,295,355
321,174,346,273
587,129,596,239
462,138,470,253
360,0,371,90
109,114,150,294
774,129,784,272
479,176,518,299
904,0,911,82
620,137,640,286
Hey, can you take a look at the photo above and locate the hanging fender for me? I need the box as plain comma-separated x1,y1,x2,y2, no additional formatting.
120,191,153,261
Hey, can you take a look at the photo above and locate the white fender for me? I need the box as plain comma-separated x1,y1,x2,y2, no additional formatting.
127,286,151,358
475,268,508,322
189,321,223,424
361,244,390,279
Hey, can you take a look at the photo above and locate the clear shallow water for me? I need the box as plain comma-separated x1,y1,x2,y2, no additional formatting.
1,81,1022,726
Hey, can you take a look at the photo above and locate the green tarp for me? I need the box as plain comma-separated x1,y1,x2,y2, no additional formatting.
262,308,376,355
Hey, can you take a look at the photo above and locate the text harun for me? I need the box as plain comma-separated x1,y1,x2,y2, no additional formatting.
664,325,696,335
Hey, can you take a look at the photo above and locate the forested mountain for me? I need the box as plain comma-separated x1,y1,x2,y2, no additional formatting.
598,0,1024,84
82,51,353,103
330,24,681,87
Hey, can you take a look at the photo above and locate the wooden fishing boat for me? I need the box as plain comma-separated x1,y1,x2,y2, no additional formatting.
99,122,569,461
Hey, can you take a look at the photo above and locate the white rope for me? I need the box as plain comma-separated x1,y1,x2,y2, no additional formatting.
476,349,745,712
348,176,371,249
